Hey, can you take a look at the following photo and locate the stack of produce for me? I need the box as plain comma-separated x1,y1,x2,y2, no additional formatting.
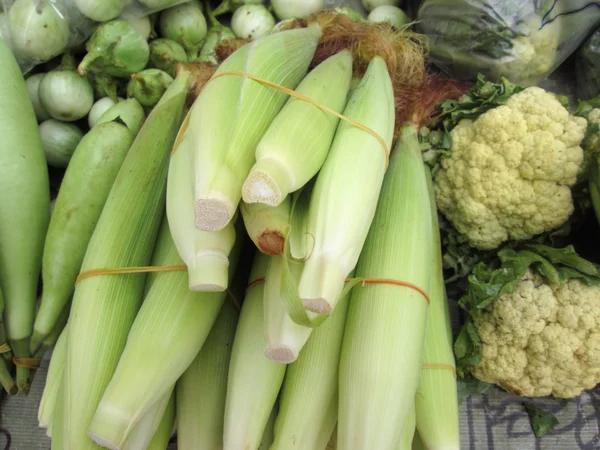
0,0,599,449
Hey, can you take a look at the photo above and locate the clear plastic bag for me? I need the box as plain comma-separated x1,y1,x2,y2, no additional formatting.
121,0,191,19
575,26,600,100
0,0,190,74
2,0,96,73
416,0,600,86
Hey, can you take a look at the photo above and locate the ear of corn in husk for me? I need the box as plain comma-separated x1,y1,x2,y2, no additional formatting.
241,196,291,256
242,50,353,206
167,109,237,291
397,407,417,450
88,215,241,448
38,325,68,431
63,71,190,450
176,300,239,450
338,123,432,450
223,253,287,450
297,56,395,316
121,389,175,450
263,184,315,362
414,168,460,450
270,290,350,449
189,25,321,231
145,392,176,450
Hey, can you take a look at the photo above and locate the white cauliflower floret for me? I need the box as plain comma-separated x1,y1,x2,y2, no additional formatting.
435,87,588,250
472,270,600,398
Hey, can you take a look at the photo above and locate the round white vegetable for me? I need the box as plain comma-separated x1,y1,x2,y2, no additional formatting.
231,4,275,40
271,0,326,19
88,97,119,129
368,5,410,27
39,70,94,122
39,119,84,168
118,11,152,40
8,0,70,62
75,0,126,22
361,0,401,12
25,74,51,122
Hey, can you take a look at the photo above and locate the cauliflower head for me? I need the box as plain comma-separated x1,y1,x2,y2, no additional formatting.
472,270,600,398
435,87,588,250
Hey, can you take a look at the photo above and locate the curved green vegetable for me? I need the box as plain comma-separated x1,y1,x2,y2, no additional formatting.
159,1,207,59
148,38,188,77
95,98,146,136
31,121,135,352
78,20,150,78
127,69,173,107
0,38,50,394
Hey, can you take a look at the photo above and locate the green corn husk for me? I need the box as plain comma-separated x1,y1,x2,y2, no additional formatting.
223,253,287,450
167,109,237,292
338,123,433,450
187,25,321,232
51,374,66,447
298,57,395,316
88,217,241,448
176,300,239,450
63,71,190,450
146,393,176,450
318,400,338,450
397,407,416,450
263,183,315,363
270,293,349,449
414,169,460,450
264,256,312,363
121,388,175,450
38,325,68,431
241,197,291,256
258,402,278,450
242,50,353,207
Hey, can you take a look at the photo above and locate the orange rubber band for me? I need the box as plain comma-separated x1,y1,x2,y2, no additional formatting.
422,363,457,378
171,70,391,167
75,265,188,286
0,343,11,354
245,276,430,305
13,357,41,370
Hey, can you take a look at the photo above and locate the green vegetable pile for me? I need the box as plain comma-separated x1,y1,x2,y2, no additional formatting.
0,0,599,448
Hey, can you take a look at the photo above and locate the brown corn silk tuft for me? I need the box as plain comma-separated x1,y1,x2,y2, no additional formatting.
410,74,469,127
176,62,218,105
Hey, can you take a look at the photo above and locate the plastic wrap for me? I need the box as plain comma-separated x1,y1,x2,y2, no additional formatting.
575,26,600,100
416,0,600,86
2,0,95,73
0,0,190,74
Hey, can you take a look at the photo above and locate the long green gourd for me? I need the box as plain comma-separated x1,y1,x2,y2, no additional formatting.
0,38,51,393
32,119,136,353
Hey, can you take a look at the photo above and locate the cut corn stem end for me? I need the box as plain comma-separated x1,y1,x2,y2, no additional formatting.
257,231,285,256
242,159,294,207
195,198,235,232
188,253,229,292
264,345,298,364
299,256,347,315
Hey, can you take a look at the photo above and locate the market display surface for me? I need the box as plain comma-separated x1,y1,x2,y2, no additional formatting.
0,0,600,449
